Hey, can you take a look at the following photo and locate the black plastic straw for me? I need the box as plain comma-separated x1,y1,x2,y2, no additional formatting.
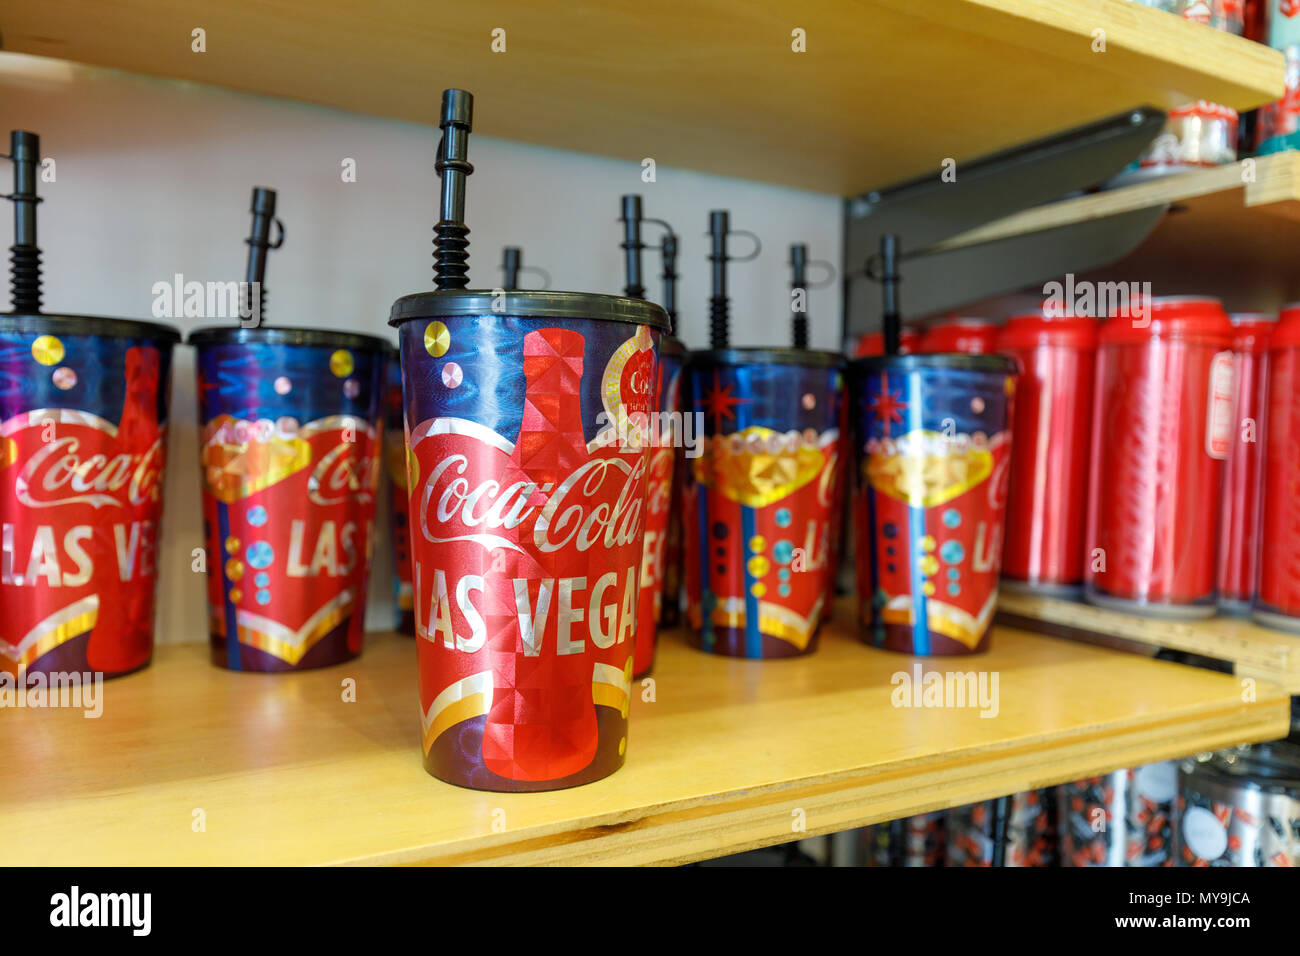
880,234,901,356
708,210,730,349
620,195,645,299
243,186,281,324
434,89,474,290
502,246,521,289
790,243,809,350
660,231,679,334
5,130,42,313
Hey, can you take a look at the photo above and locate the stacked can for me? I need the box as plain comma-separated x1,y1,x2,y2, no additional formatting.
918,317,1000,355
1256,304,1300,633
683,350,845,659
391,291,667,790
383,345,415,634
634,333,685,676
191,327,386,671
860,812,947,867
997,312,1099,596
2,315,179,679
1218,314,1274,615
849,354,1018,655
945,790,1059,867
1085,297,1234,618
1178,742,1300,866
1059,763,1178,867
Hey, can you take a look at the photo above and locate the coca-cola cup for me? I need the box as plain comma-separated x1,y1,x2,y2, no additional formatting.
1219,313,1274,615
1256,305,1300,633
683,349,846,659
849,353,1018,655
635,333,685,676
1085,296,1234,618
189,327,387,671
1,314,179,679
382,344,415,634
389,290,669,791
997,311,1099,596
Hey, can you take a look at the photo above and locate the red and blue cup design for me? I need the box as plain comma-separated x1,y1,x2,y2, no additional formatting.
683,350,846,659
191,327,386,672
382,347,415,634
1256,305,1300,633
850,354,1017,656
634,334,684,676
390,290,668,791
1,315,178,679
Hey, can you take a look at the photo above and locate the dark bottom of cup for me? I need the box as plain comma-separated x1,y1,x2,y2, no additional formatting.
16,630,152,680
1253,608,1300,635
423,709,627,792
395,609,416,636
1217,597,1253,618
687,627,820,659
860,621,992,656
659,603,681,629
209,621,360,672
1084,588,1216,620
999,577,1083,601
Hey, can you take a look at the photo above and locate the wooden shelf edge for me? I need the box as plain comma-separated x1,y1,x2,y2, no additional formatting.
998,591,1300,691
347,649,1286,865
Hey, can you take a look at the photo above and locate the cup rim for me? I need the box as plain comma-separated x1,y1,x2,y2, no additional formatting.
1,311,181,343
388,289,671,332
687,347,845,368
189,325,391,351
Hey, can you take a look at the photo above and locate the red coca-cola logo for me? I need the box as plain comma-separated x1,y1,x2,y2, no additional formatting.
13,427,163,510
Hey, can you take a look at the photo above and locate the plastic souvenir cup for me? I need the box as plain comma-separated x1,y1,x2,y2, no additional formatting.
190,326,386,671
390,290,669,791
850,353,1018,655
682,349,846,659
1,313,178,678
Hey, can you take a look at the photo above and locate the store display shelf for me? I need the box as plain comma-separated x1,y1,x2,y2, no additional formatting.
0,0,1283,195
999,591,1300,692
1,607,1285,866
936,152,1300,254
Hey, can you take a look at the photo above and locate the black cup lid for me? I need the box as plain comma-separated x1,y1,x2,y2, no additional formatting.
189,325,391,351
388,289,671,332
687,347,845,369
1,312,181,343
850,353,1018,374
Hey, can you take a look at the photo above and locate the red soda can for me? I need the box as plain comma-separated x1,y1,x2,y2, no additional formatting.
1085,296,1235,617
1218,313,1275,614
1256,305,1300,632
997,312,1099,595
918,317,1000,355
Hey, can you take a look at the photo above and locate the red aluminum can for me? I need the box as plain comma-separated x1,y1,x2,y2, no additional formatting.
997,312,1099,595
918,317,1000,355
1085,296,1235,617
1256,305,1300,633
1218,313,1275,614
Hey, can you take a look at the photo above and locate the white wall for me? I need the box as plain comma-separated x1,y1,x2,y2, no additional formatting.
0,52,843,642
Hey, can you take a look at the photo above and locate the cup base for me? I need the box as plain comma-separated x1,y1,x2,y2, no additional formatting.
1252,608,1300,635
1084,589,1217,620
687,626,821,660
999,577,1083,601
208,630,360,673
859,620,992,656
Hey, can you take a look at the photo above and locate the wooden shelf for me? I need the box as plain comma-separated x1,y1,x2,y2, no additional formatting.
0,606,1285,866
0,0,1283,195
1000,591,1300,692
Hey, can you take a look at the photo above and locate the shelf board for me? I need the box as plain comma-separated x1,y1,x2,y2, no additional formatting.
0,607,1285,866
999,591,1300,692
0,0,1284,195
